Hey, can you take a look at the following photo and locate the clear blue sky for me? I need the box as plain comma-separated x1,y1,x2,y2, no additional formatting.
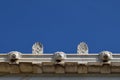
0,0,119,53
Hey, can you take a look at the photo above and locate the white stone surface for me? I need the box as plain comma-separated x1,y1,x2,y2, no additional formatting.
53,52,66,63
32,42,43,54
8,51,22,63
77,42,88,54
99,51,112,62
8,51,22,60
0,54,120,63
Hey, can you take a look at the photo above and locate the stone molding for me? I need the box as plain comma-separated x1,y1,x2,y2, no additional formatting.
0,54,120,63
0,53,119,74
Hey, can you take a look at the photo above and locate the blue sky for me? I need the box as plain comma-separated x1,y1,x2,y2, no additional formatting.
0,0,120,53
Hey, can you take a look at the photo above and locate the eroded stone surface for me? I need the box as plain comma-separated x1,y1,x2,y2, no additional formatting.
33,64,42,73
0,62,10,73
78,63,87,73
65,62,78,73
111,62,120,73
88,62,102,73
19,62,33,73
55,64,65,73
42,62,55,73
10,64,20,73
101,63,111,73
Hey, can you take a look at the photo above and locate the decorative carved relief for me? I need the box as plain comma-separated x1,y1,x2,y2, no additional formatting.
99,51,112,62
77,42,88,54
8,51,22,63
32,42,43,54
53,52,66,64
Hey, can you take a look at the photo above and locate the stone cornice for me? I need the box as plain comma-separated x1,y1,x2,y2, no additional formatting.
0,53,120,74
0,42,119,74
0,54,120,63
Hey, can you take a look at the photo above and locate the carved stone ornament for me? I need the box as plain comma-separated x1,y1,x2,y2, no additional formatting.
53,52,66,63
77,42,89,54
99,51,112,62
8,51,22,63
32,42,43,54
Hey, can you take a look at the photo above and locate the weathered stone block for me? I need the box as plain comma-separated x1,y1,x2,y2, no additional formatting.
88,62,102,73
78,63,87,74
65,62,78,73
101,63,111,73
0,62,10,73
33,64,42,73
111,62,120,73
10,64,20,73
19,62,33,73
42,62,55,73
55,64,65,73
